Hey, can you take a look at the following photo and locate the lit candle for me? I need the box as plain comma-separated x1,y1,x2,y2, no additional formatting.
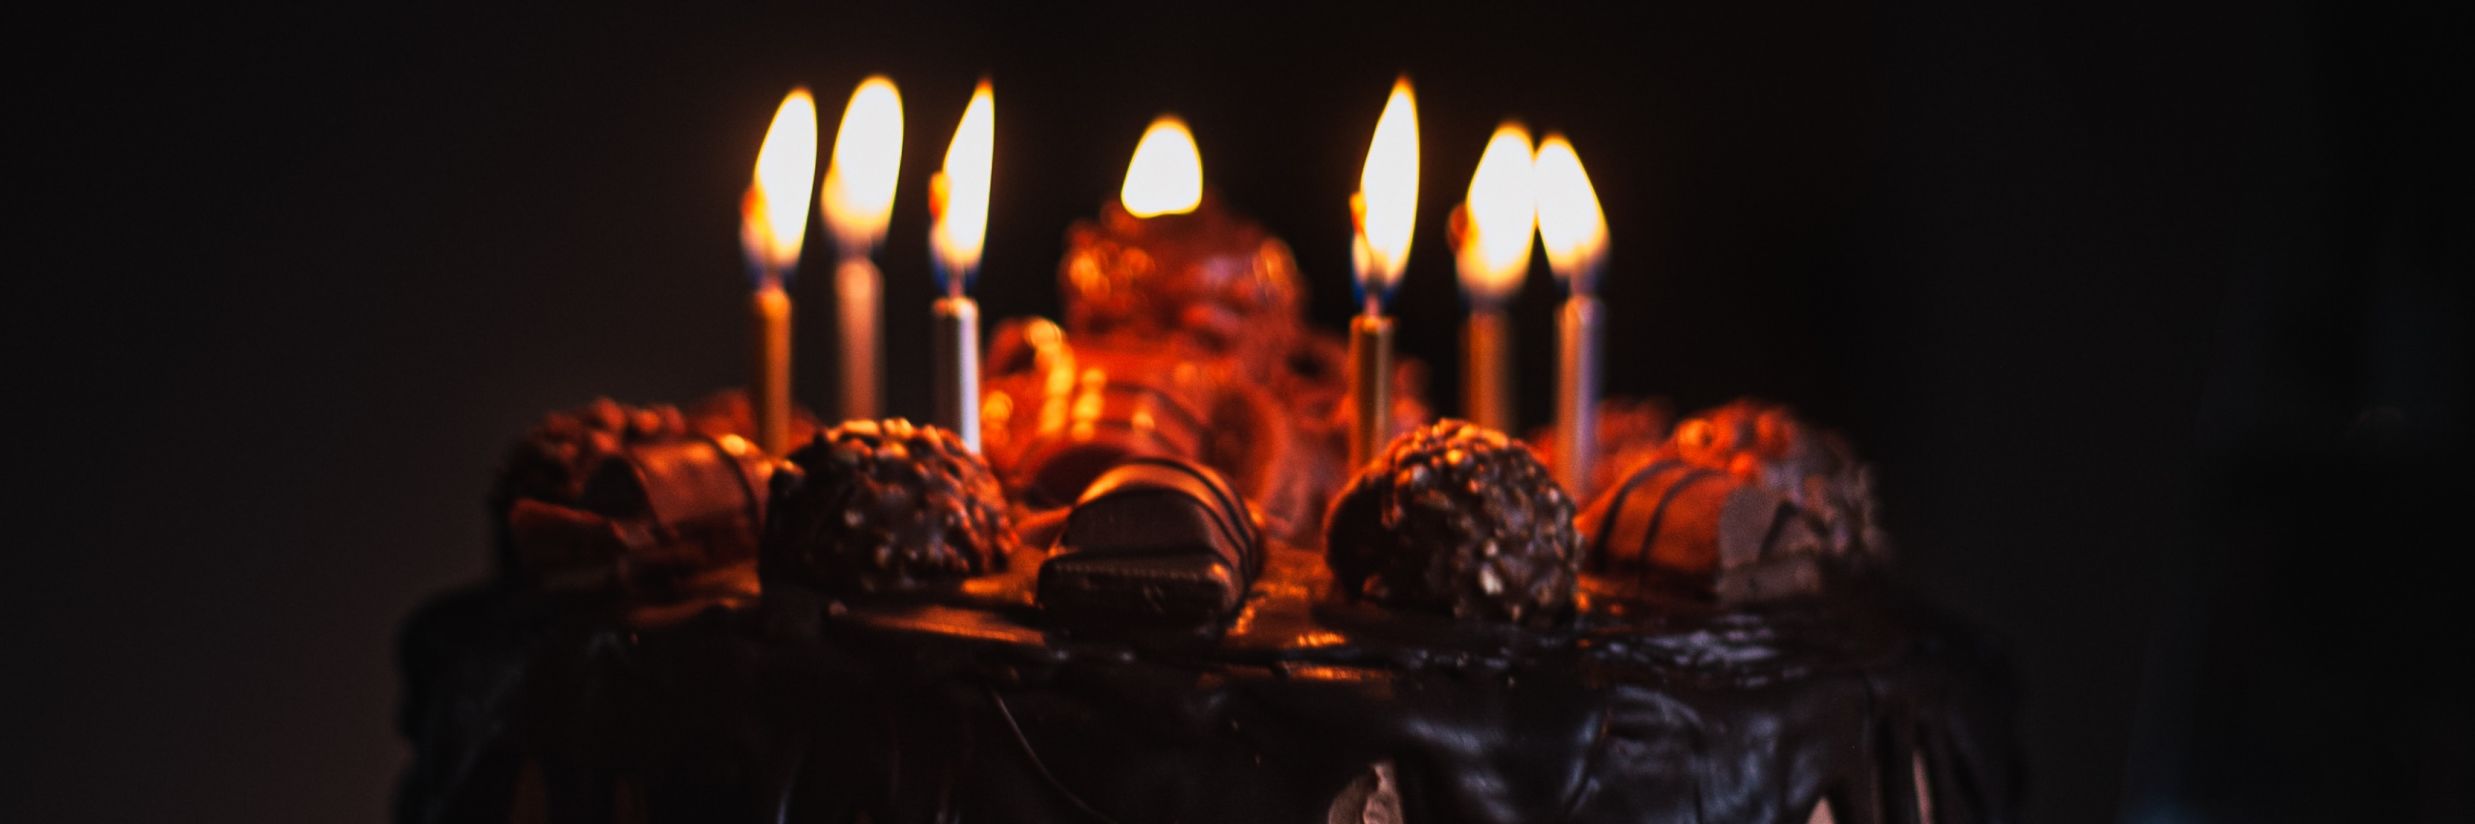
1452,122,1537,434
820,76,905,422
1120,115,1203,217
1348,77,1420,468
1535,133,1609,497
929,80,995,451
740,87,820,456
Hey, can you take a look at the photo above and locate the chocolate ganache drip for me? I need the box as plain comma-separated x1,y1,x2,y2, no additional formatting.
1324,420,1581,624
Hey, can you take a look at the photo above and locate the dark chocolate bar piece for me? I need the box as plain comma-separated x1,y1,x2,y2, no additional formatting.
1038,457,1261,629
1578,458,1826,602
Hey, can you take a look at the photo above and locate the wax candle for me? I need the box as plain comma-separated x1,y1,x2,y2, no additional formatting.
1349,77,1420,468
929,80,995,451
1453,122,1538,434
821,76,905,422
1120,116,1203,218
740,87,820,456
1535,134,1610,497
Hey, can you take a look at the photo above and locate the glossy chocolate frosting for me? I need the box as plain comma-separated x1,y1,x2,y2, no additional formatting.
399,538,2018,823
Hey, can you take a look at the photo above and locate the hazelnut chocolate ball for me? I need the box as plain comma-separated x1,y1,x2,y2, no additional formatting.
762,419,1017,595
1323,420,1581,624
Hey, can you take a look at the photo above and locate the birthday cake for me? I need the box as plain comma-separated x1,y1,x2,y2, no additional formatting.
396,103,2018,823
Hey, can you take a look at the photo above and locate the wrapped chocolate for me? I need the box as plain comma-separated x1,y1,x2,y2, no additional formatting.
1577,399,1886,602
503,435,773,600
980,318,1332,542
1324,420,1581,624
1037,457,1263,629
490,397,687,559
1060,193,1306,379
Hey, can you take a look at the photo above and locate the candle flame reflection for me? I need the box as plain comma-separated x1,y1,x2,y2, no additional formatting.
743,88,820,280
1353,77,1420,302
822,76,904,254
1534,134,1608,295
930,80,996,293
1120,116,1203,217
1457,122,1537,304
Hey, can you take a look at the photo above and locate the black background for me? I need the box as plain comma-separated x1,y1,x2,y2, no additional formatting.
15,1,2468,821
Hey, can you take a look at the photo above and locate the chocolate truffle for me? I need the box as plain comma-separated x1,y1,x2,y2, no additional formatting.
761,419,1016,595
1324,420,1581,623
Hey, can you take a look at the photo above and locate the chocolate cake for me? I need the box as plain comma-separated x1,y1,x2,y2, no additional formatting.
397,192,2018,823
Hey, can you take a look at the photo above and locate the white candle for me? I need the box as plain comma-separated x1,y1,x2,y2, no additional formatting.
821,76,904,422
1535,133,1610,498
929,80,995,451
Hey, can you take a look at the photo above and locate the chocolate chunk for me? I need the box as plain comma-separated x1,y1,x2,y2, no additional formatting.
1324,420,1581,624
1038,457,1262,629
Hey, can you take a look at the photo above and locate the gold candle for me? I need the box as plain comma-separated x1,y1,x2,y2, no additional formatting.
740,87,820,456
832,260,882,420
1348,77,1420,467
1453,122,1538,435
821,76,905,422
751,283,794,455
1535,133,1610,498
928,80,995,451
1462,308,1512,432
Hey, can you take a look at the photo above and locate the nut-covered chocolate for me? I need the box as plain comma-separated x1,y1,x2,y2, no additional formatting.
1323,420,1580,624
762,419,1017,594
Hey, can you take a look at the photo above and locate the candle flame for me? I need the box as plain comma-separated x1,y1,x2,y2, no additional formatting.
1353,77,1420,300
1456,122,1537,304
1120,116,1203,218
821,76,904,254
1534,133,1608,294
742,88,820,278
930,80,995,293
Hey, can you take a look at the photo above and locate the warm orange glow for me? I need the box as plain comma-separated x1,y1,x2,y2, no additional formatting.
1456,122,1537,303
821,76,904,253
930,80,995,288
742,88,819,275
1534,133,1608,293
1119,116,1203,217
1353,77,1420,295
